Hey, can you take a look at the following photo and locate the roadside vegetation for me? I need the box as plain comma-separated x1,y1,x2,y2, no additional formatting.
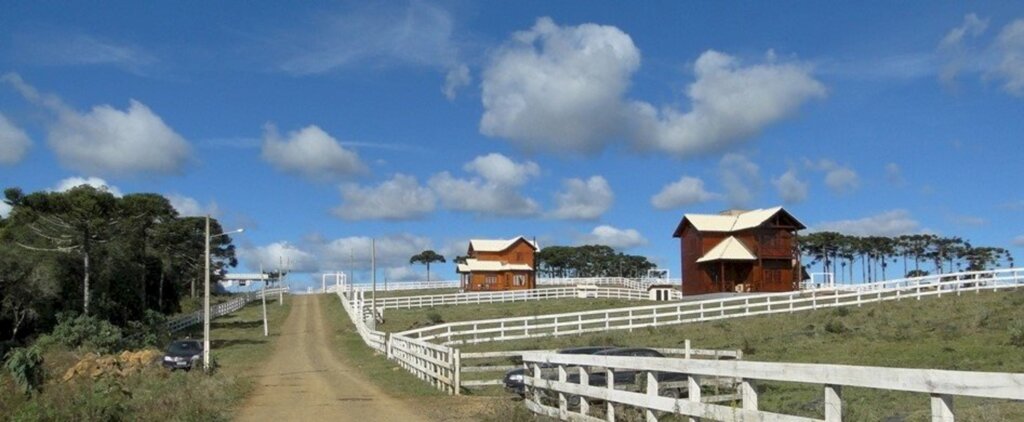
0,298,290,421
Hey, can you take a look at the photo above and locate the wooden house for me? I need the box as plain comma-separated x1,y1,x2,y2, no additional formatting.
672,207,805,295
456,237,538,292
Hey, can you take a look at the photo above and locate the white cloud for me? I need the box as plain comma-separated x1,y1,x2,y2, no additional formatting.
0,201,11,218
0,113,31,165
442,64,471,100
53,176,122,197
3,73,191,175
580,225,647,250
315,234,433,271
650,176,720,210
1013,235,1024,247
807,159,859,194
333,174,436,220
480,19,824,156
166,194,220,217
548,176,613,220
719,154,761,207
480,17,639,153
261,124,366,180
13,31,156,74
630,50,826,156
950,215,987,227
938,13,989,86
995,19,1024,96
885,162,905,185
239,242,318,273
428,153,540,217
462,153,540,185
383,266,427,282
772,169,808,204
813,210,921,236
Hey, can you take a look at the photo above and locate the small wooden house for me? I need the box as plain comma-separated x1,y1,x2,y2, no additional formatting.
457,237,538,292
672,207,805,296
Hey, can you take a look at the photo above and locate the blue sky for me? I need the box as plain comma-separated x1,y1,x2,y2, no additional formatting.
2,1,1023,290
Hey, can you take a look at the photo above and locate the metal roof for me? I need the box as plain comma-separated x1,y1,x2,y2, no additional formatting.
674,206,805,236
468,236,538,253
696,236,757,263
456,258,534,273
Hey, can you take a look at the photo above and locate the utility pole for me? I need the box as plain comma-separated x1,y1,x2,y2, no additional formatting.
203,216,211,371
261,263,268,337
371,238,377,329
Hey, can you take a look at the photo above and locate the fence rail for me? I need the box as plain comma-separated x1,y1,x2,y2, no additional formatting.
521,351,1024,421
166,287,289,332
366,286,660,312
397,268,1024,345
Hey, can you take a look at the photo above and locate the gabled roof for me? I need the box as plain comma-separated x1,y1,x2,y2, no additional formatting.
695,236,757,263
672,206,805,237
468,236,538,253
456,258,534,273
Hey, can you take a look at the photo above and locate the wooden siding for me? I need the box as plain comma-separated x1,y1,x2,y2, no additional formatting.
462,238,537,292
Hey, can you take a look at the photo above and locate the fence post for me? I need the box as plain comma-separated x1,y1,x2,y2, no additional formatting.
453,348,461,396
646,371,659,422
825,384,842,422
687,375,701,422
558,364,568,419
741,379,758,410
606,368,616,422
930,394,954,422
685,339,691,359
579,366,590,416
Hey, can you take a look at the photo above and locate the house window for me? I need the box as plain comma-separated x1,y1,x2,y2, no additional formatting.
485,276,497,288
513,274,526,286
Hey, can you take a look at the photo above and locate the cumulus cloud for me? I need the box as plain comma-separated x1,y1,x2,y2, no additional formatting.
480,17,639,153
549,176,613,220
651,176,721,210
580,225,647,250
938,13,989,86
806,159,859,194
719,154,761,207
0,201,11,218
333,174,436,220
239,242,319,273
480,19,825,156
53,176,122,197
428,153,540,217
166,194,220,217
442,64,471,100
772,168,808,204
3,73,190,175
261,124,366,181
813,209,921,236
995,19,1024,96
315,234,433,271
629,50,826,156
0,113,31,165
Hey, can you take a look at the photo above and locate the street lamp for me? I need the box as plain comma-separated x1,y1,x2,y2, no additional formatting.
204,215,243,371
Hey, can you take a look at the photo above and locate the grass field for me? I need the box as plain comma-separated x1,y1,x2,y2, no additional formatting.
0,295,291,421
451,289,1024,420
377,298,642,332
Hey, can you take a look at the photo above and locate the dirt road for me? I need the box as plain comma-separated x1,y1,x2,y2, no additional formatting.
235,295,427,421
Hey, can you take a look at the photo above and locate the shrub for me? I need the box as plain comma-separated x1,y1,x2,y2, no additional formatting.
47,313,125,354
824,319,849,334
426,311,445,325
4,345,44,394
124,310,169,350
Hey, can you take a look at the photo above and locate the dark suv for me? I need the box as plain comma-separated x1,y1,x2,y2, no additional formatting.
580,348,689,397
503,346,614,396
162,339,203,370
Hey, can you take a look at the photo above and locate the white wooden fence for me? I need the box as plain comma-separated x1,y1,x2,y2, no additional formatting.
397,268,1024,345
322,274,673,293
166,287,289,332
364,286,659,312
521,351,1024,421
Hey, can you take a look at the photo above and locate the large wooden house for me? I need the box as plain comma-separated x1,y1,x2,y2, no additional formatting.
672,207,805,295
456,237,538,292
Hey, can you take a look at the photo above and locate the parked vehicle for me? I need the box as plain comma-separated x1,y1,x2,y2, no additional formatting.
503,346,614,396
552,348,689,407
162,339,203,371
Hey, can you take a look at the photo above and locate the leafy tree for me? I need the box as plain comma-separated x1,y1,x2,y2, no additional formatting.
536,245,655,278
410,250,446,281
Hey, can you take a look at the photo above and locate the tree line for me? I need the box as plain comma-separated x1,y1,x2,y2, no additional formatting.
536,245,656,278
0,185,238,347
799,232,1014,283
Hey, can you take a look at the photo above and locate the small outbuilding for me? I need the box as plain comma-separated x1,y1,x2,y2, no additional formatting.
457,237,538,292
647,284,678,301
672,207,805,296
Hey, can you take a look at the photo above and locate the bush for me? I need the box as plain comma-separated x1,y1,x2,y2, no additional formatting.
1009,321,1024,348
124,310,169,350
4,345,44,394
426,311,445,325
824,319,849,334
46,313,125,354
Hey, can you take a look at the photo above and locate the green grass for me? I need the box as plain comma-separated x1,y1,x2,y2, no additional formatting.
453,289,1024,420
318,294,443,397
0,295,291,421
377,298,641,333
